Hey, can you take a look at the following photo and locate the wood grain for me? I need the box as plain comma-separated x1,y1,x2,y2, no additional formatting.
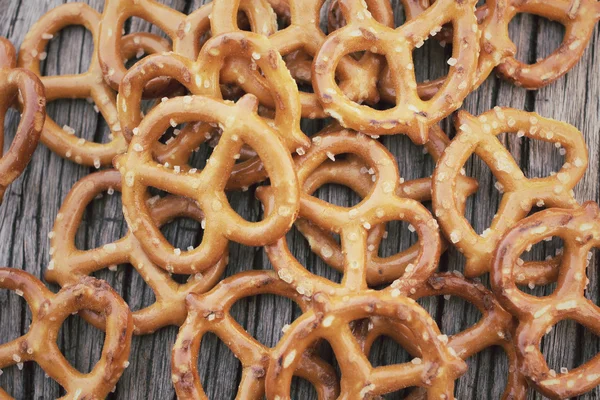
0,0,598,398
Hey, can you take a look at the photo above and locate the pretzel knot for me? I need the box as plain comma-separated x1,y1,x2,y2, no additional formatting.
265,290,467,399
312,0,479,143
355,273,528,400
18,3,172,167
491,202,600,399
433,108,587,280
289,125,477,287
0,38,45,202
0,268,132,399
115,92,299,275
45,170,226,335
118,30,308,189
172,270,340,399
260,127,441,297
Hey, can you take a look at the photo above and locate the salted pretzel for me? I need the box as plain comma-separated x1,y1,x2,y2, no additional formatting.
115,90,299,274
98,0,278,91
18,3,174,167
212,0,394,120
312,0,479,143
0,38,45,203
381,0,600,102
172,270,340,399
433,108,587,280
292,125,478,287
491,202,600,399
0,268,132,399
265,289,467,398
261,127,441,297
355,273,528,400
45,170,226,335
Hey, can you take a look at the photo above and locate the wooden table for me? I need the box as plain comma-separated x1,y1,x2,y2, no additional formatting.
0,0,598,398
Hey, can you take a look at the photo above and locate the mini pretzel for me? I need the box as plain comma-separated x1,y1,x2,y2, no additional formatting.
45,170,226,335
212,0,393,120
355,273,528,400
0,268,132,399
292,126,478,287
261,127,441,297
118,30,308,188
265,290,467,398
491,202,600,399
172,270,340,399
433,108,587,280
18,3,172,167
0,38,45,202
98,0,277,91
115,92,299,274
312,0,479,143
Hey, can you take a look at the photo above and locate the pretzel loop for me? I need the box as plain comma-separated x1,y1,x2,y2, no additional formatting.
265,291,466,398
0,268,132,399
0,38,45,202
433,108,587,279
172,271,340,399
313,0,479,143
491,202,600,399
116,93,298,274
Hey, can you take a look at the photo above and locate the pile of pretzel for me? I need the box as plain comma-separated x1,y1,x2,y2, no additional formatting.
0,0,599,398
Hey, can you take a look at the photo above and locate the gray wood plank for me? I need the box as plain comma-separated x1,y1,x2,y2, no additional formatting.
0,0,598,399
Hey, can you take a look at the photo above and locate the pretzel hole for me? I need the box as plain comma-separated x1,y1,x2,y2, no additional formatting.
74,188,125,251
383,134,436,181
0,287,33,346
46,97,113,146
291,376,319,399
508,13,566,65
126,17,171,43
585,248,600,305
377,220,418,259
284,224,344,283
515,234,563,296
312,181,363,208
436,294,483,337
454,345,509,398
57,314,105,375
542,319,600,375
411,28,452,89
39,26,94,76
501,132,567,179
160,216,203,259
462,154,500,235
197,332,243,398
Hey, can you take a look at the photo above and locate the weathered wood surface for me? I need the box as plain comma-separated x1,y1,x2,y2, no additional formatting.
0,0,598,398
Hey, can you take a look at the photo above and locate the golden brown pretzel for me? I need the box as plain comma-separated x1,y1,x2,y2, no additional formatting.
491,202,600,399
433,108,587,280
172,270,340,399
98,0,277,90
0,268,132,399
355,273,528,400
0,38,45,203
312,0,479,143
213,0,393,119
261,127,441,297
45,170,226,335
292,126,478,287
118,30,308,189
265,290,467,398
18,3,172,167
115,91,299,275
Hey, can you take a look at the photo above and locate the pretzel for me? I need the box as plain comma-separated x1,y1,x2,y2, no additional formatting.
260,127,441,297
18,3,174,167
265,289,467,398
311,0,479,143
432,108,587,280
98,0,278,90
212,0,393,120
291,125,478,287
172,270,340,399
0,268,132,399
115,89,299,274
355,273,528,400
44,170,226,335
0,38,45,203
491,202,600,399
118,30,309,189
381,0,600,102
